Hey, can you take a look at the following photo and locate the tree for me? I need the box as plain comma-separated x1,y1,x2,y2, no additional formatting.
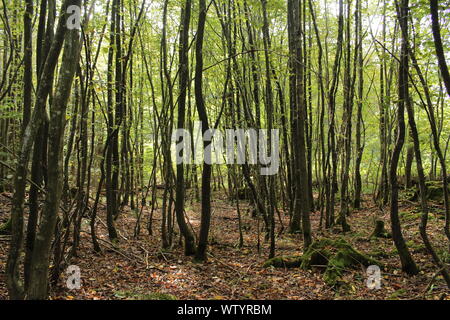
194,0,212,262
287,0,312,250
6,0,81,299
389,0,419,276
429,0,450,243
175,0,196,256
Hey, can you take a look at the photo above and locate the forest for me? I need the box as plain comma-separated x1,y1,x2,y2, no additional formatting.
0,0,449,301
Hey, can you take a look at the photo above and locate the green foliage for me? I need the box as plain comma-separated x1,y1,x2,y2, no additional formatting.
264,238,382,287
263,255,303,268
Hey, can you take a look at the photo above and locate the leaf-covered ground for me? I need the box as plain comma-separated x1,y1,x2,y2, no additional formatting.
0,192,449,300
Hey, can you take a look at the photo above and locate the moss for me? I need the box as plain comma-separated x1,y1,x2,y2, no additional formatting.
301,249,331,269
388,289,407,300
323,251,352,286
405,240,426,252
264,240,335,269
369,249,392,259
319,239,382,286
323,246,381,286
425,181,446,201
0,218,11,235
300,239,334,269
370,220,391,239
263,255,303,268
263,238,382,287
404,187,418,201
336,241,382,266
438,250,450,263
427,186,443,200
399,211,421,222
404,181,449,202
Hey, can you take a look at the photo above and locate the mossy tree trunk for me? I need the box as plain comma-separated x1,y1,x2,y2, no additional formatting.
6,0,73,299
27,6,81,299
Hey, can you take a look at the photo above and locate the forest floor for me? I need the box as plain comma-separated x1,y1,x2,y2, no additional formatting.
0,191,449,300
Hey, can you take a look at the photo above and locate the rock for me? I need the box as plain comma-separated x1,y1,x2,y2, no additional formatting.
263,255,303,268
263,238,382,287
425,180,448,201
323,242,381,286
407,181,450,202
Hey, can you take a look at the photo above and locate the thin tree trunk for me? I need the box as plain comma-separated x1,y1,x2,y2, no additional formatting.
429,0,450,243
175,0,196,256
390,0,419,276
194,0,212,262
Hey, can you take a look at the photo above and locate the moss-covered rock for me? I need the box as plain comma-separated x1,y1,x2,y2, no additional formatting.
263,255,303,268
323,244,381,286
425,181,449,201
263,240,335,269
407,181,450,202
300,239,335,269
263,238,382,287
306,238,382,286
301,248,331,269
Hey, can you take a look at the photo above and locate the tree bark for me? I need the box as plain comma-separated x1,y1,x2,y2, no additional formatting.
194,0,212,262
6,0,73,299
390,0,419,275
429,0,450,243
175,0,196,256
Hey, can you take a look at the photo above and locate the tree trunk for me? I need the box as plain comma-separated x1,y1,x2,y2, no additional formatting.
194,0,212,262
6,0,73,299
27,0,81,298
175,0,196,256
389,0,418,276
429,0,450,243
